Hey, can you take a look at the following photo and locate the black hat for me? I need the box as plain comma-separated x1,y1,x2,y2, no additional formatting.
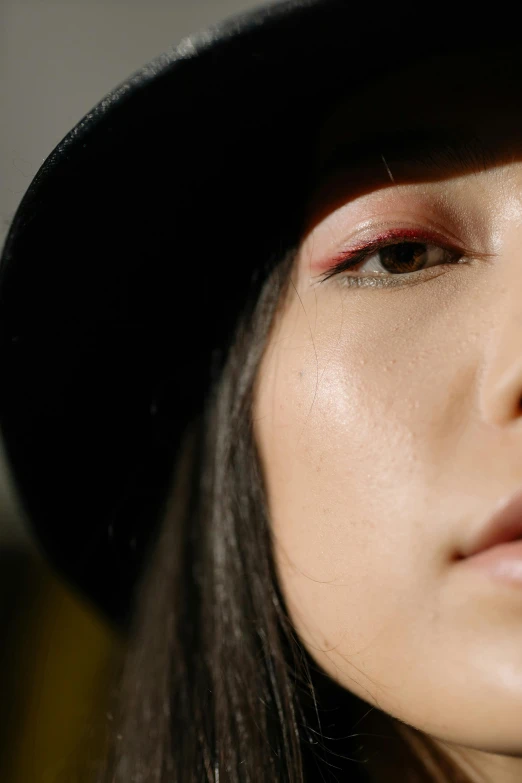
0,0,512,633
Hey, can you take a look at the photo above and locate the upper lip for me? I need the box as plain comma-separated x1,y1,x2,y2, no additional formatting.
460,488,522,559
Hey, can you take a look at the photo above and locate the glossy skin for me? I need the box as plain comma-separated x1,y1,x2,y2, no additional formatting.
253,53,522,782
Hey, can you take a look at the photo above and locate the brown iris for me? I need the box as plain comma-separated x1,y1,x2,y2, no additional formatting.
378,242,429,274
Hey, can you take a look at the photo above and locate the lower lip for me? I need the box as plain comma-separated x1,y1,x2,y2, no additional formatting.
459,540,522,585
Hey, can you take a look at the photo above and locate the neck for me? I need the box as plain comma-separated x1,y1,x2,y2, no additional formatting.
359,710,475,783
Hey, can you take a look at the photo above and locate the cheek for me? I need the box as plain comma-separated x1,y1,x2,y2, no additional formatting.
253,280,475,706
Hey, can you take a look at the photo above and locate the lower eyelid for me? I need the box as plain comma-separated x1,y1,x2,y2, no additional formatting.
332,258,469,290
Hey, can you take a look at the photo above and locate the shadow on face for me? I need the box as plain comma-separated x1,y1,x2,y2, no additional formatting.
303,51,522,233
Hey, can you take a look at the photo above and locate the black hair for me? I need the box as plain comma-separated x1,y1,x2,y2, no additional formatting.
92,244,477,783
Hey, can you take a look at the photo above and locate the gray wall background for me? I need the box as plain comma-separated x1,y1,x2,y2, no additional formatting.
1,0,276,551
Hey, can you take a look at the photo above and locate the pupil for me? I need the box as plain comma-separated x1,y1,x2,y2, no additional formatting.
380,242,427,273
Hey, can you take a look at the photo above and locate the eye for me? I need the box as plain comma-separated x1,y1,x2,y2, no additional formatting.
358,241,461,276
316,235,466,289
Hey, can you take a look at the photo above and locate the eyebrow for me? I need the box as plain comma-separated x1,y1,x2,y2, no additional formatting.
314,129,510,186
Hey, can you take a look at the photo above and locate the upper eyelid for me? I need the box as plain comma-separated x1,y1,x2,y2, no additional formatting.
301,186,468,246
302,210,467,266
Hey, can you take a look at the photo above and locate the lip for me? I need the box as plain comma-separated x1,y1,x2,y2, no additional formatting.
457,539,522,585
459,488,522,560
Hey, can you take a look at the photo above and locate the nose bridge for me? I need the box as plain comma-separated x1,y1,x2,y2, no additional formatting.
480,227,522,428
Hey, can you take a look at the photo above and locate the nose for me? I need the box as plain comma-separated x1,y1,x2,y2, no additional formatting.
481,353,522,427
480,237,522,429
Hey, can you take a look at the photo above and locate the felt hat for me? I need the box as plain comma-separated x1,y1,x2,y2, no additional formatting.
0,0,512,632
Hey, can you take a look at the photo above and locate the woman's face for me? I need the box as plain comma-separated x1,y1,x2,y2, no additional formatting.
253,53,522,779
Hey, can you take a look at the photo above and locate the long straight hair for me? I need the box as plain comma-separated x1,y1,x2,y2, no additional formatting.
93,246,477,783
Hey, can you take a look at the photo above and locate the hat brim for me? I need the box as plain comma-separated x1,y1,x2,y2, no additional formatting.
0,0,512,630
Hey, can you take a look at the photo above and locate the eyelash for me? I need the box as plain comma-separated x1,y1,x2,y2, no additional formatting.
317,232,469,289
